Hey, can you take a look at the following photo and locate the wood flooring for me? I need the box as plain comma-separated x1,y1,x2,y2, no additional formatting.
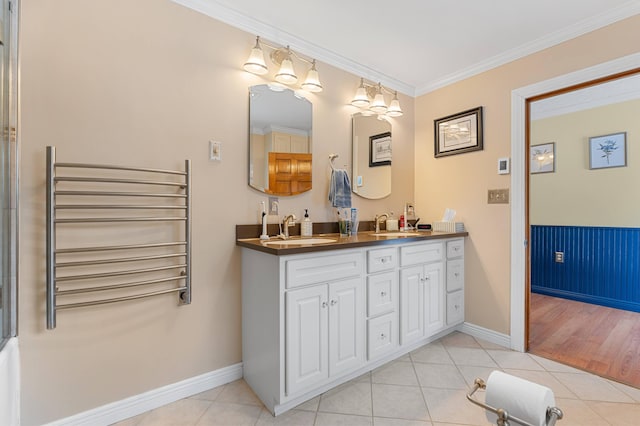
529,293,640,389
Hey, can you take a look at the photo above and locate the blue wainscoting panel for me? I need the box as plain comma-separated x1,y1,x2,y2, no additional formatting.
531,225,640,313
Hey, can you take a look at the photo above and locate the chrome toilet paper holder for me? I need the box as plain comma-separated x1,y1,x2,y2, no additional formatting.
466,378,564,426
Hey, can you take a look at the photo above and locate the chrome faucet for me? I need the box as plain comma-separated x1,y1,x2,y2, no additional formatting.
281,214,297,239
374,213,389,233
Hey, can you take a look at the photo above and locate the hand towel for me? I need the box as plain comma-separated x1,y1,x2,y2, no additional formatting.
329,169,352,208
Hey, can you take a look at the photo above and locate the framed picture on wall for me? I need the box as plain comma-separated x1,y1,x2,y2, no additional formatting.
530,142,555,174
434,106,483,157
369,132,392,167
589,132,626,169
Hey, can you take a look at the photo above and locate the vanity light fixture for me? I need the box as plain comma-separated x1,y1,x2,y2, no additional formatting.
243,35,323,92
351,78,370,108
301,60,323,92
350,79,403,117
243,36,268,75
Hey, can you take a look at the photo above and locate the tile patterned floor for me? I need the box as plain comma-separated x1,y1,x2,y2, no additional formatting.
112,332,640,426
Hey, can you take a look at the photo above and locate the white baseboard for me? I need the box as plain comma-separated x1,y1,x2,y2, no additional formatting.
46,363,243,426
460,322,512,349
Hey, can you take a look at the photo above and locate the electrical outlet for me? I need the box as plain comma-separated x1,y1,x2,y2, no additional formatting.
268,197,279,215
555,251,564,263
488,188,510,204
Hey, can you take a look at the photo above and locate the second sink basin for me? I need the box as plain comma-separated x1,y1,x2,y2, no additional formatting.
263,238,337,246
371,232,422,237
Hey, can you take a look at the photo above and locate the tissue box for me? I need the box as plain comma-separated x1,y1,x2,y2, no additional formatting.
432,221,465,233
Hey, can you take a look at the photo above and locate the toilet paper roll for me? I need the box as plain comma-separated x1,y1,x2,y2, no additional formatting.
485,370,556,426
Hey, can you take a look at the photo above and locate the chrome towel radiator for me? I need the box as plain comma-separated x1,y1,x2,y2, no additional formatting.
45,146,192,329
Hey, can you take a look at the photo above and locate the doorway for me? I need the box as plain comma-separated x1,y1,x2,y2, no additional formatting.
509,53,640,353
525,71,640,388
511,54,640,382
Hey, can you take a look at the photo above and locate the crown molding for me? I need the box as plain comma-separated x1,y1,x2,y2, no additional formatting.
171,0,415,96
415,1,640,96
173,0,640,98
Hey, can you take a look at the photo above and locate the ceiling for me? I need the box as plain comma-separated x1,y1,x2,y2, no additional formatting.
174,0,640,96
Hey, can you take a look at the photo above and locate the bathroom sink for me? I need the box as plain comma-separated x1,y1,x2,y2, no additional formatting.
370,232,422,237
263,238,337,246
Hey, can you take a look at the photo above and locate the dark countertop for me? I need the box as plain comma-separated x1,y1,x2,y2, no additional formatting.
236,230,469,256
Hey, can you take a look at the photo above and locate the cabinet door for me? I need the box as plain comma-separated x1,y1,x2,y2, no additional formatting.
400,265,424,345
424,262,445,337
273,132,291,152
290,134,309,153
329,277,365,377
286,285,329,395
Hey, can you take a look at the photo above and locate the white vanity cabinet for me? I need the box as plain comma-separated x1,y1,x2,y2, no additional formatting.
240,235,464,416
399,241,445,345
365,247,399,360
285,275,365,395
446,238,465,325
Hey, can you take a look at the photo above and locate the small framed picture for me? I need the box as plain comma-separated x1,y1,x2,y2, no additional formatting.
434,106,483,157
589,132,626,169
369,132,392,167
530,142,555,174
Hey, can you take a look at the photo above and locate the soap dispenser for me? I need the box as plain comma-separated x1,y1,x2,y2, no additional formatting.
301,209,313,237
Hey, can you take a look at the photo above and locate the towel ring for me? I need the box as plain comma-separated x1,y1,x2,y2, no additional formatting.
329,153,338,171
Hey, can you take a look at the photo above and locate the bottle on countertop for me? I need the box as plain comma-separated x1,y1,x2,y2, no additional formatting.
301,209,313,237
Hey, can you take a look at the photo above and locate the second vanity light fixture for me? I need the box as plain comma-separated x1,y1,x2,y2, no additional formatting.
243,36,323,93
351,78,403,117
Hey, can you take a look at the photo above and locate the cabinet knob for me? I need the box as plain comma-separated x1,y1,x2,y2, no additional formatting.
380,333,386,339
380,291,387,297
424,276,430,281
381,258,386,263
454,272,459,277
455,304,460,309
322,302,328,308
330,299,337,306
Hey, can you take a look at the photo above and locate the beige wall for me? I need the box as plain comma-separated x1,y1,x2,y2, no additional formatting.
415,15,640,335
531,99,640,226
18,1,415,424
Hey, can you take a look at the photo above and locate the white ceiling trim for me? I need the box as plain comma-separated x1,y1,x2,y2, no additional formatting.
171,0,414,96
173,0,640,98
415,1,640,96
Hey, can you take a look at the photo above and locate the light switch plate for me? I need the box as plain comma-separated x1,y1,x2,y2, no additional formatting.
209,140,221,161
488,189,510,204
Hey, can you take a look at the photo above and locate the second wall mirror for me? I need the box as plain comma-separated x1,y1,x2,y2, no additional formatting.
248,84,313,196
352,113,392,199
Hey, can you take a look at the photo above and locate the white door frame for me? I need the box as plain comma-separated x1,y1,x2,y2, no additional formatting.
509,52,640,351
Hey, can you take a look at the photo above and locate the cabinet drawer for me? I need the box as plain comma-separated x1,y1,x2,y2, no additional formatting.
446,259,464,292
367,247,398,274
400,242,443,266
446,239,464,259
446,290,464,326
367,271,397,317
367,312,398,361
286,252,363,289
